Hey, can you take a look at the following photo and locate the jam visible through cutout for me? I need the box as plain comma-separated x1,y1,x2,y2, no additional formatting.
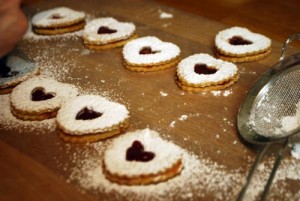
76,107,102,120
126,140,155,162
0,66,18,78
97,26,117,34
229,36,252,45
49,13,64,19
139,47,161,55
194,64,217,75
31,87,55,101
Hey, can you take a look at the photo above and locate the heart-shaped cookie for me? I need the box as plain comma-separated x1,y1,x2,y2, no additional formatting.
31,7,86,35
83,17,137,50
103,128,183,185
176,53,239,93
56,95,129,143
10,77,78,121
214,26,271,62
0,56,39,95
122,36,181,72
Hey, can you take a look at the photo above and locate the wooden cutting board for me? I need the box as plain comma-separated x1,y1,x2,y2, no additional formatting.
1,0,299,200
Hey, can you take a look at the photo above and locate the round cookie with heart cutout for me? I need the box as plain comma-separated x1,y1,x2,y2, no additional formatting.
31,7,86,35
0,55,39,95
83,17,137,50
122,36,181,72
10,77,78,121
176,53,239,93
214,26,271,62
103,128,183,185
56,95,129,143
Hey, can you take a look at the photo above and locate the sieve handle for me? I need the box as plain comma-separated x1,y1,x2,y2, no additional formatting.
280,33,300,61
236,144,271,201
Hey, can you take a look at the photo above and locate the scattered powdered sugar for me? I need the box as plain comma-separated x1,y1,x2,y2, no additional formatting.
159,91,168,96
159,10,174,19
179,114,188,121
68,139,244,201
67,135,300,201
0,94,56,134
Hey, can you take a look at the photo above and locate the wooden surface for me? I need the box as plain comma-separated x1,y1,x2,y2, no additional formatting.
1,0,300,200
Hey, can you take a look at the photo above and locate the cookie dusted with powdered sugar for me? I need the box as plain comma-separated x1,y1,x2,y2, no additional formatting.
103,128,183,185
214,26,271,62
122,36,181,72
10,77,78,121
176,53,239,93
0,56,39,94
56,95,129,143
83,17,137,50
31,7,86,35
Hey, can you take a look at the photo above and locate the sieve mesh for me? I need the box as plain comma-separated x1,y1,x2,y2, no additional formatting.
249,66,300,137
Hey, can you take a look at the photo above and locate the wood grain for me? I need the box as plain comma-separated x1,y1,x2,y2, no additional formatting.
1,0,300,200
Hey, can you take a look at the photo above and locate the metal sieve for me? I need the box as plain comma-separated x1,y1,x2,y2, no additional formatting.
237,34,300,201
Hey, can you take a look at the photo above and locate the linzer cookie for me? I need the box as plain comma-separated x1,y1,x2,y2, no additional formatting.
176,53,239,93
83,17,137,50
122,36,181,72
31,7,86,35
10,77,78,121
103,128,183,185
214,26,271,62
56,95,129,143
0,56,39,95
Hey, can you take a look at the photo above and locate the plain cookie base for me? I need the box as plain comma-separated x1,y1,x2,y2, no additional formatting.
33,21,85,35
123,57,181,72
175,74,239,93
214,48,271,63
10,104,58,121
103,159,183,185
57,120,129,143
84,34,138,50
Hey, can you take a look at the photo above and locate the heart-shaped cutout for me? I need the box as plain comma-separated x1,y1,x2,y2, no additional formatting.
76,107,102,120
139,46,161,55
97,26,117,34
49,13,64,19
0,66,18,78
228,36,252,45
126,140,155,162
194,63,217,75
31,87,55,101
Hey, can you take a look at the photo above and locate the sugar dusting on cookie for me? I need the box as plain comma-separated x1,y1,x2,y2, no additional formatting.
65,132,300,201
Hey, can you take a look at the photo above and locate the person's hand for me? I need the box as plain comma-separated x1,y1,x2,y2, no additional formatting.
0,0,28,58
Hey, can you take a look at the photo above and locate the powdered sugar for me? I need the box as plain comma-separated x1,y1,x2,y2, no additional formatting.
177,53,238,85
10,76,79,113
56,95,129,135
123,36,180,65
31,7,85,28
215,27,271,55
83,17,136,45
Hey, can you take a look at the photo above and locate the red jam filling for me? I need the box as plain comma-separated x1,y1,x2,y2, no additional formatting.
126,140,155,162
76,107,102,120
97,26,117,34
139,47,160,55
229,36,252,45
31,87,55,101
194,64,217,75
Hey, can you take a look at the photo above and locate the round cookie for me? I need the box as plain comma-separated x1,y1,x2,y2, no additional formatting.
0,55,39,94
176,53,239,93
10,77,78,121
214,26,271,62
83,17,137,50
56,95,129,143
103,128,183,185
31,7,86,35
122,36,181,72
